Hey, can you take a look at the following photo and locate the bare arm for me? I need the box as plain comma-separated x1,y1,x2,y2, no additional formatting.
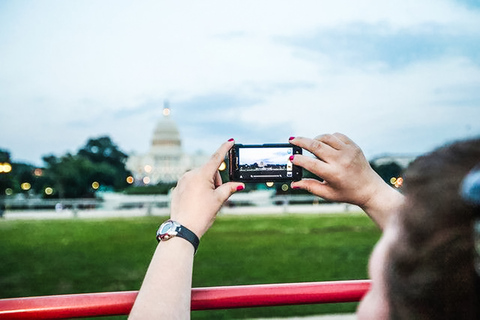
290,134,404,229
128,139,244,319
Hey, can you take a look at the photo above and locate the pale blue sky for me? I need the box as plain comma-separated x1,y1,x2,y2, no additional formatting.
239,147,292,166
1,0,479,165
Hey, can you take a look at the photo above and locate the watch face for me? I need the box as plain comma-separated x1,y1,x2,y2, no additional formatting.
160,221,173,234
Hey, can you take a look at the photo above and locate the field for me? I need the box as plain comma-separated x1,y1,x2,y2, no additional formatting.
0,212,381,319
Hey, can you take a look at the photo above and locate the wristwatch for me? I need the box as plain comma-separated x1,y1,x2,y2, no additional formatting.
156,220,200,253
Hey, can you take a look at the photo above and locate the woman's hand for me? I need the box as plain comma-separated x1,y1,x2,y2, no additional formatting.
170,139,245,238
289,133,404,228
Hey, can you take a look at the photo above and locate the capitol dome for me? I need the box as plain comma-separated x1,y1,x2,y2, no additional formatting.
126,103,208,185
150,107,182,155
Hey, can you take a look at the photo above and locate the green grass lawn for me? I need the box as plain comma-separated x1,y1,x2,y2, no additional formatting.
0,212,381,319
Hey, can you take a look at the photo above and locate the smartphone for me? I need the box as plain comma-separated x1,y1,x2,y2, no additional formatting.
228,143,303,182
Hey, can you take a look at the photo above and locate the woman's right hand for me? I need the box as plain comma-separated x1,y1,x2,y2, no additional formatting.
289,133,404,228
169,139,245,239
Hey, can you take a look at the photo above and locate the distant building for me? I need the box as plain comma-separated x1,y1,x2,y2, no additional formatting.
126,105,208,185
370,154,417,170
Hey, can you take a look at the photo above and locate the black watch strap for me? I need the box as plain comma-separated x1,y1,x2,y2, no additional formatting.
175,224,200,253
157,220,200,253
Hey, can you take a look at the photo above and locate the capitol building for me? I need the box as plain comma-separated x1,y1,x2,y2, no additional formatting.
126,106,208,185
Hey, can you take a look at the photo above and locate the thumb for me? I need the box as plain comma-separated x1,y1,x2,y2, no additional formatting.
215,182,245,203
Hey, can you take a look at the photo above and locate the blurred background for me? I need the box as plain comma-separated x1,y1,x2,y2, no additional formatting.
1,0,479,168
0,1,479,318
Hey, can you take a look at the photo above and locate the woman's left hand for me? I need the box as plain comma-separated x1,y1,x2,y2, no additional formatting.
170,139,245,238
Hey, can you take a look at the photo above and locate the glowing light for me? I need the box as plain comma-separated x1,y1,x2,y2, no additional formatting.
281,184,289,192
163,108,171,116
390,177,397,185
265,182,274,188
0,163,12,173
45,187,54,195
144,165,152,173
92,181,100,190
218,161,226,171
21,182,31,191
126,176,134,184
143,177,151,184
395,177,404,188
5,188,13,196
34,168,43,176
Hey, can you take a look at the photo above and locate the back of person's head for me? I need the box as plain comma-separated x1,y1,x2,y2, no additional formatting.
386,137,480,319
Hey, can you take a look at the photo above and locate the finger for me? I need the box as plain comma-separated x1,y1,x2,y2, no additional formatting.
289,136,336,161
290,154,337,181
214,170,223,188
203,139,235,176
314,133,346,150
332,132,355,145
215,182,245,203
291,179,331,198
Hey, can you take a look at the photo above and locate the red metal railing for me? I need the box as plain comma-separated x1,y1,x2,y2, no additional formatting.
0,280,371,319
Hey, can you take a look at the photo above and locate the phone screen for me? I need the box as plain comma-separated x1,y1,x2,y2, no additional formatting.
229,144,302,182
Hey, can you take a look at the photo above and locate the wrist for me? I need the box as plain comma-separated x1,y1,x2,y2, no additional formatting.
157,220,200,253
157,235,195,254
359,178,405,229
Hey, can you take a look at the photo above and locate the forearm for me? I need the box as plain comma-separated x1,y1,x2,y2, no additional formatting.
129,139,243,319
129,238,195,320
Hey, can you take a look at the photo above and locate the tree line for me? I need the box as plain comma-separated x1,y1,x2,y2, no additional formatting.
1,136,405,199
0,136,132,198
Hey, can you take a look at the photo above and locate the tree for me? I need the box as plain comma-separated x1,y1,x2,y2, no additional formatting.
77,136,131,190
0,149,13,194
0,149,10,163
0,150,38,196
40,136,132,198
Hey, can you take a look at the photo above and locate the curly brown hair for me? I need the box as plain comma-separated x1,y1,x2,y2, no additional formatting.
386,137,480,319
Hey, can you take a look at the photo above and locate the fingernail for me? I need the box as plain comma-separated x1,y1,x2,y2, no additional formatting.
289,155,294,161
292,185,301,190
228,138,235,142
289,136,295,141
236,185,244,191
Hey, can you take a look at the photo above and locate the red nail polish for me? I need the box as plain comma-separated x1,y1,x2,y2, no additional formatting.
236,185,244,191
289,136,295,141
228,138,234,142
289,155,294,161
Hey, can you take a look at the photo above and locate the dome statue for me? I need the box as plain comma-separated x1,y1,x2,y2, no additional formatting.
150,105,182,157
126,103,208,185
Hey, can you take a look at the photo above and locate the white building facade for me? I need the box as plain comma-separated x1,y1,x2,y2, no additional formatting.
126,107,208,185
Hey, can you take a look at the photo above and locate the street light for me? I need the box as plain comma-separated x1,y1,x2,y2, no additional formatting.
0,162,12,173
21,182,31,191
45,187,54,196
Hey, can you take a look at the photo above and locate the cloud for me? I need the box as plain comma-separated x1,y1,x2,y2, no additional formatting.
281,23,480,69
0,0,479,165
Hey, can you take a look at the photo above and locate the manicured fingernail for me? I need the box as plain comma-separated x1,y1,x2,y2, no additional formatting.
236,185,244,191
292,185,300,190
289,155,294,161
228,138,235,142
289,136,295,141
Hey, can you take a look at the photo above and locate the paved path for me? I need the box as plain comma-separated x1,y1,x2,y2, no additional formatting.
2,203,363,220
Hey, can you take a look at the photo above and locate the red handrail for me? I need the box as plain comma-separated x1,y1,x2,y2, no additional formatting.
0,280,370,319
